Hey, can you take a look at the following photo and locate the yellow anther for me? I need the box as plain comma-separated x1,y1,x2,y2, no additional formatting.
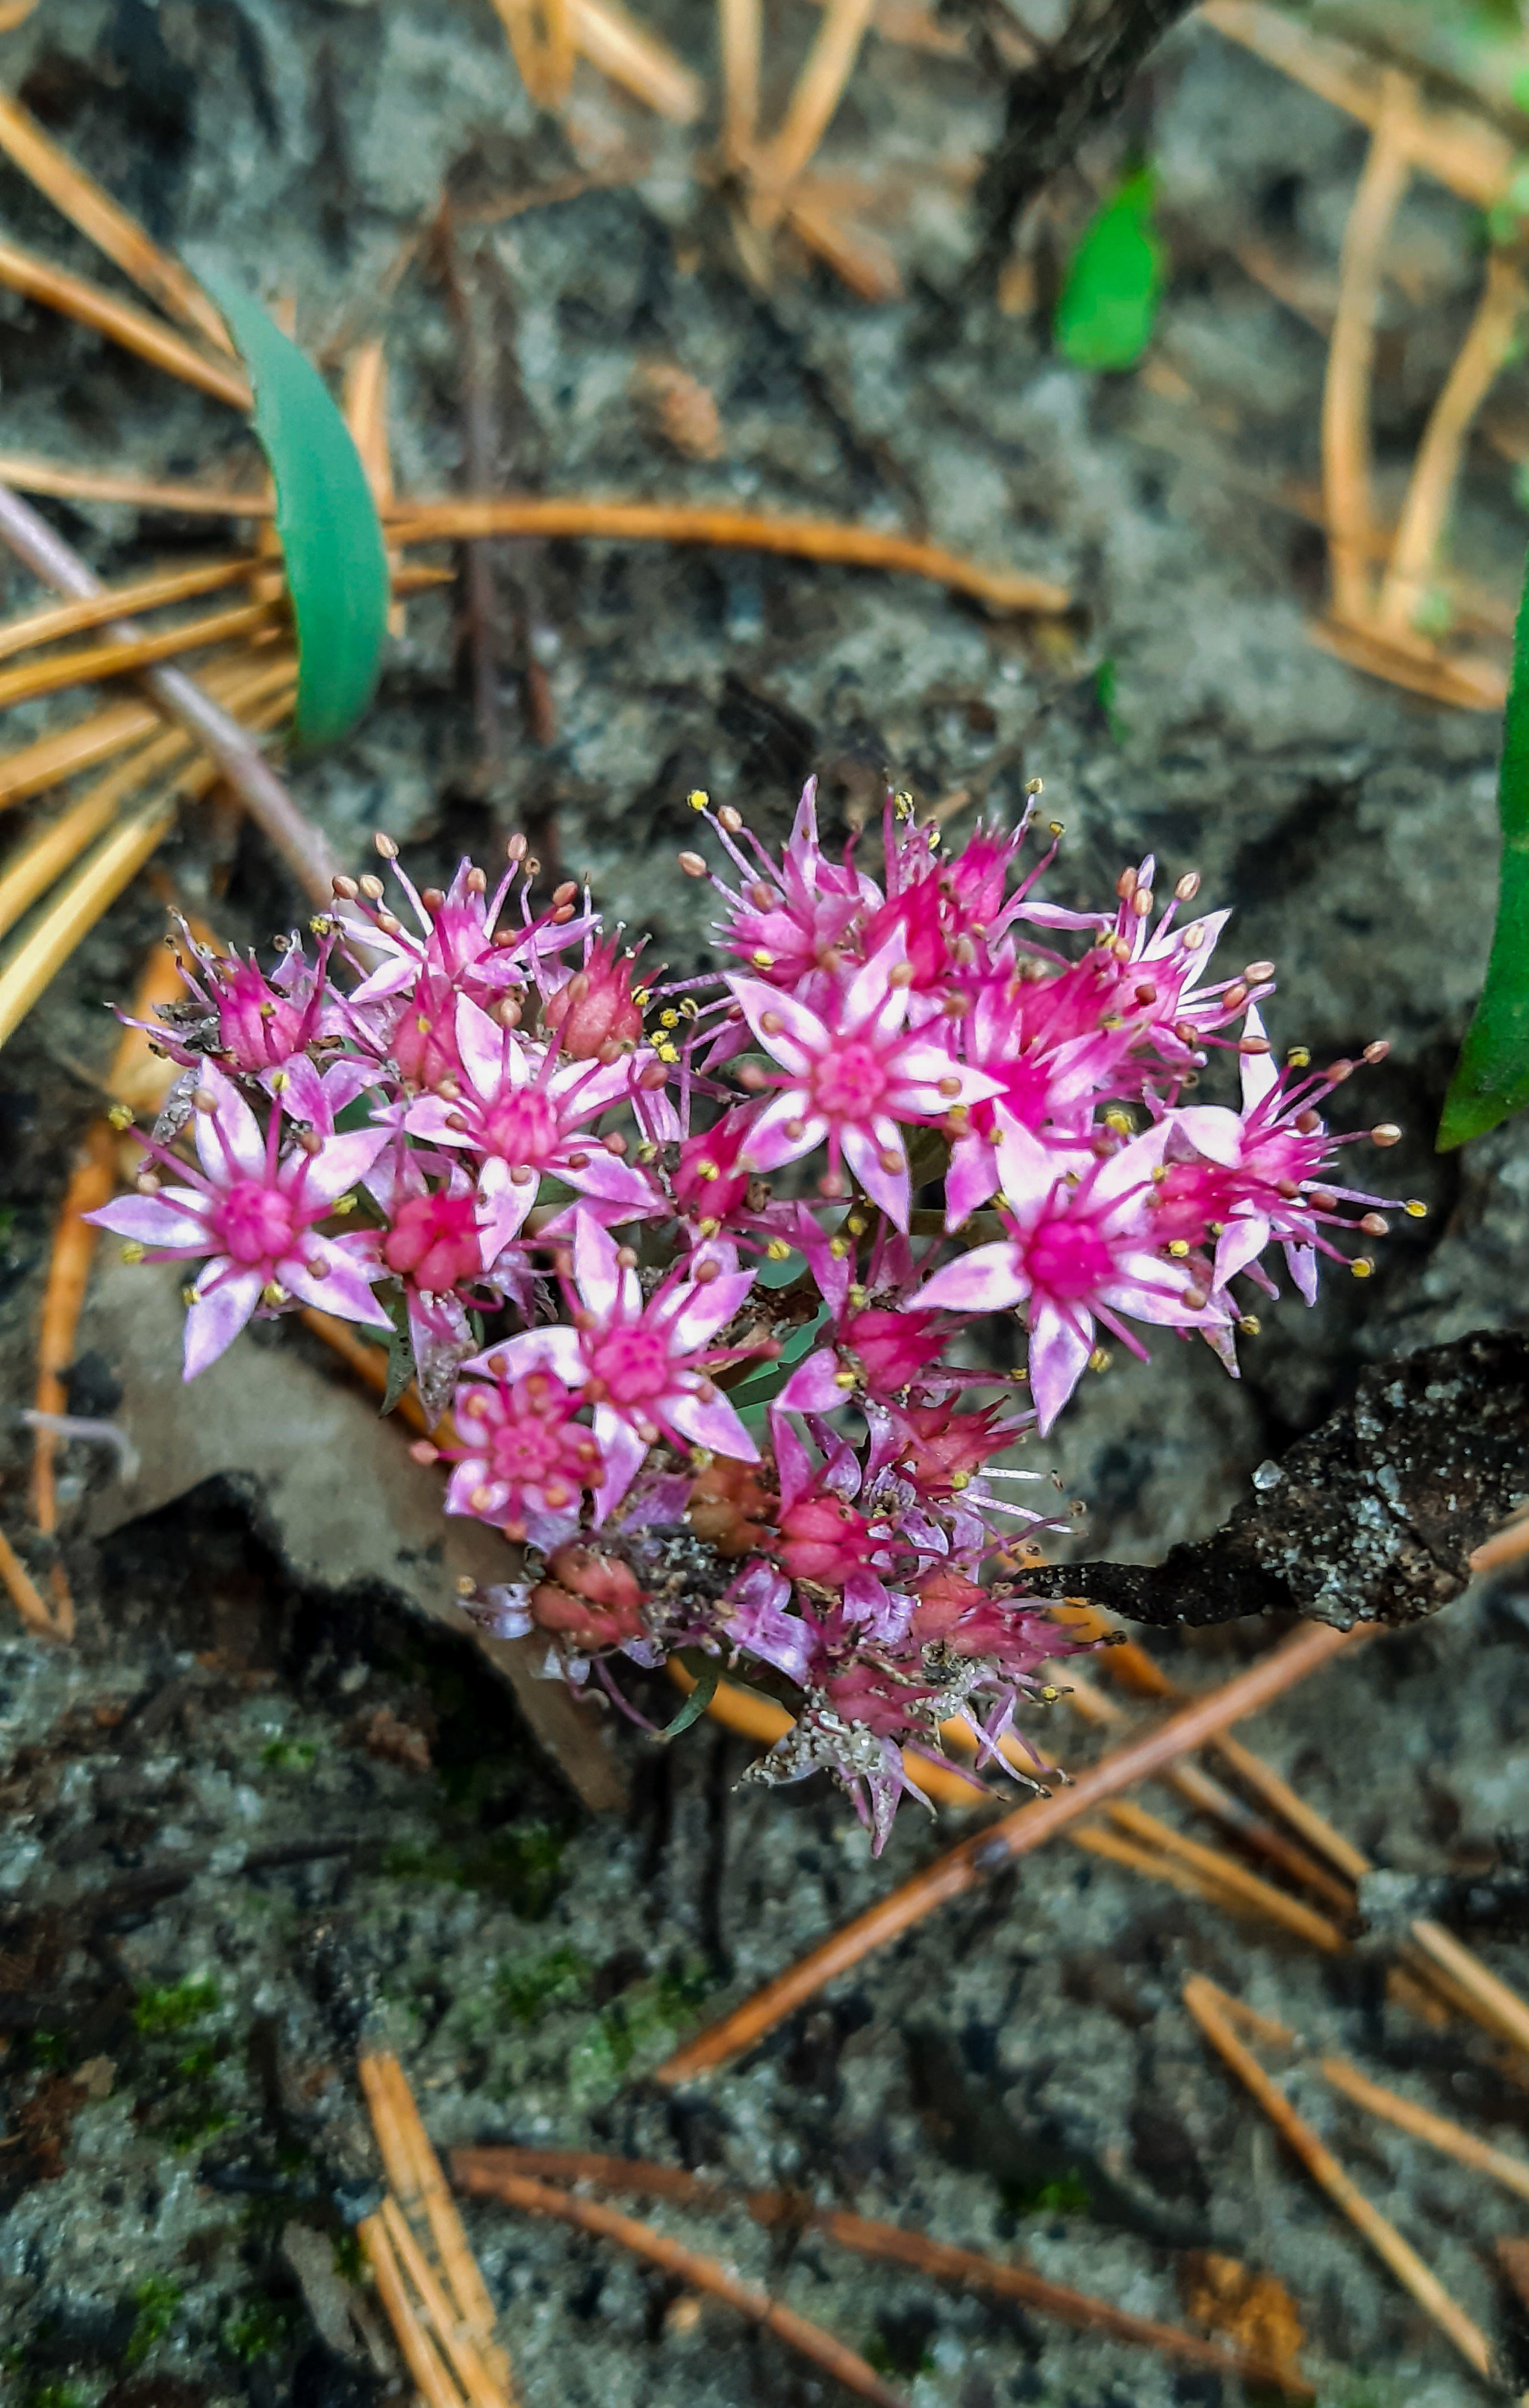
687,787,710,811
765,1238,791,1261
120,1241,146,1264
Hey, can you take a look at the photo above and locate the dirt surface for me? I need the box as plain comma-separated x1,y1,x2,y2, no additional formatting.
4,3,1529,2402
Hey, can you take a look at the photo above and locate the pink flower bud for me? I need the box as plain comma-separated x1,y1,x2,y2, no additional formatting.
777,1492,872,1585
543,937,644,1058
382,1191,482,1293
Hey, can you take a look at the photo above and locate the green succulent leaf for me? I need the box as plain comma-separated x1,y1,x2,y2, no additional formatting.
1439,539,1529,1147
1054,166,1165,374
203,275,389,748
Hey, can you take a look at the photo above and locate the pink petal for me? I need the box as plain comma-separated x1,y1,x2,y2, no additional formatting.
87,1191,211,1250
476,1156,536,1261
455,993,506,1098
402,1097,470,1146
1170,1105,1244,1169
193,1066,264,1182
1239,1003,1279,1109
736,1089,825,1175
1215,1214,1271,1286
1027,1303,1092,1434
724,976,822,1076
296,1125,390,1208
278,1236,390,1325
590,1409,647,1516
943,1132,1000,1231
485,1325,587,1386
664,1385,759,1462
992,1117,1068,1214
572,1208,623,1322
443,1457,493,1515
919,1242,1027,1314
776,1348,845,1414
1286,1240,1319,1303
841,1120,909,1230
561,1153,666,1219
670,1269,756,1354
183,1264,262,1378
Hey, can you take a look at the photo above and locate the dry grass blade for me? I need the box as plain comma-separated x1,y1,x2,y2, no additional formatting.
29,1120,114,1566
1201,1,1516,210
1408,1920,1529,2060
0,1520,62,1639
785,186,903,303
392,498,1068,612
450,2147,1315,2398
0,234,249,407
1073,1821,1277,1919
361,2053,514,2396
1165,1758,1357,1910
1471,1503,1529,1576
0,733,190,943
1209,1733,1373,1883
1321,77,1412,628
0,456,273,514
566,0,703,122
1184,1976,1495,2381
450,2165,910,2407
0,649,296,814
654,1622,1360,2084
0,597,278,711
0,484,339,904
0,790,179,1052
0,87,234,352
1378,254,1525,635
1321,2054,1529,2205
0,554,260,663
378,2196,509,2408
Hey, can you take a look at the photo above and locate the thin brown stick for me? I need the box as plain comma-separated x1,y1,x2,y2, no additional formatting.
1166,1759,1356,1911
356,2212,467,2408
1409,1919,1529,2059
0,555,259,663
393,499,1068,614
655,1621,1360,2084
0,484,339,905
0,234,249,407
719,0,762,163
785,187,903,304
29,1120,115,1575
756,0,878,209
0,1520,63,1638
0,597,278,711
566,0,703,121
1321,75,1413,628
0,88,234,352
0,650,297,813
1471,1503,1529,1576
0,456,273,515
1183,1976,1494,2381
1201,1,1516,211
1072,1821,1274,1920
1321,2053,1529,2205
1103,1800,1348,1950
450,2165,910,2407
299,1309,432,1436
451,2148,1315,2398
1378,254,1525,634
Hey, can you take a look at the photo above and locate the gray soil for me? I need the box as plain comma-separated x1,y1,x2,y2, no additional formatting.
2,4,1529,2404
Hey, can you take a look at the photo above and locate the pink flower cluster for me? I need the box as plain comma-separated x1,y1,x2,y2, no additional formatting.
93,787,1405,1846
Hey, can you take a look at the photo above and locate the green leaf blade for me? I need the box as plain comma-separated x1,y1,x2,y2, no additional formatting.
1054,166,1165,374
1439,535,1529,1149
203,276,389,748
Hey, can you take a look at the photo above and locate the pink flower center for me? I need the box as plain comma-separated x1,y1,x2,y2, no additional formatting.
217,1178,299,1267
480,1090,558,1164
1022,1213,1116,1301
587,1325,672,1403
490,1417,567,1480
810,1040,888,1121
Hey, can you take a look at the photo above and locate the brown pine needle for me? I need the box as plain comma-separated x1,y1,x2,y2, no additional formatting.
0,456,273,515
0,649,296,813
0,482,340,905
1321,76,1413,628
1202,1,1516,212
757,0,879,209
719,0,762,164
1378,254,1526,635
668,1659,994,1810
1209,1733,1374,1884
1073,1821,1279,1921
0,87,234,352
450,2165,910,2408
0,234,249,408
299,1309,433,1436
0,554,262,663
565,0,703,122
29,1119,114,1562
1183,1975,1495,2383
393,499,1068,614
654,1621,1360,2085
1320,2054,1529,2206
0,597,279,711
0,1520,62,1640
379,2196,511,2408
356,2211,469,2408
1165,1759,1357,1912
1100,1800,1348,1951
1472,1502,1529,1576
785,186,904,304
361,2053,513,2397
1309,614,1507,710
451,2147,1315,2399
0,792,179,1052
1408,1920,1529,2061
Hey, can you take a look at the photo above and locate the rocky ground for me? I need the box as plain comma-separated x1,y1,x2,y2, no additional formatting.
4,1,1529,2402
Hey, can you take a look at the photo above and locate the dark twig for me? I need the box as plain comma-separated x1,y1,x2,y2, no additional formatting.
974,0,1197,262
432,205,508,796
